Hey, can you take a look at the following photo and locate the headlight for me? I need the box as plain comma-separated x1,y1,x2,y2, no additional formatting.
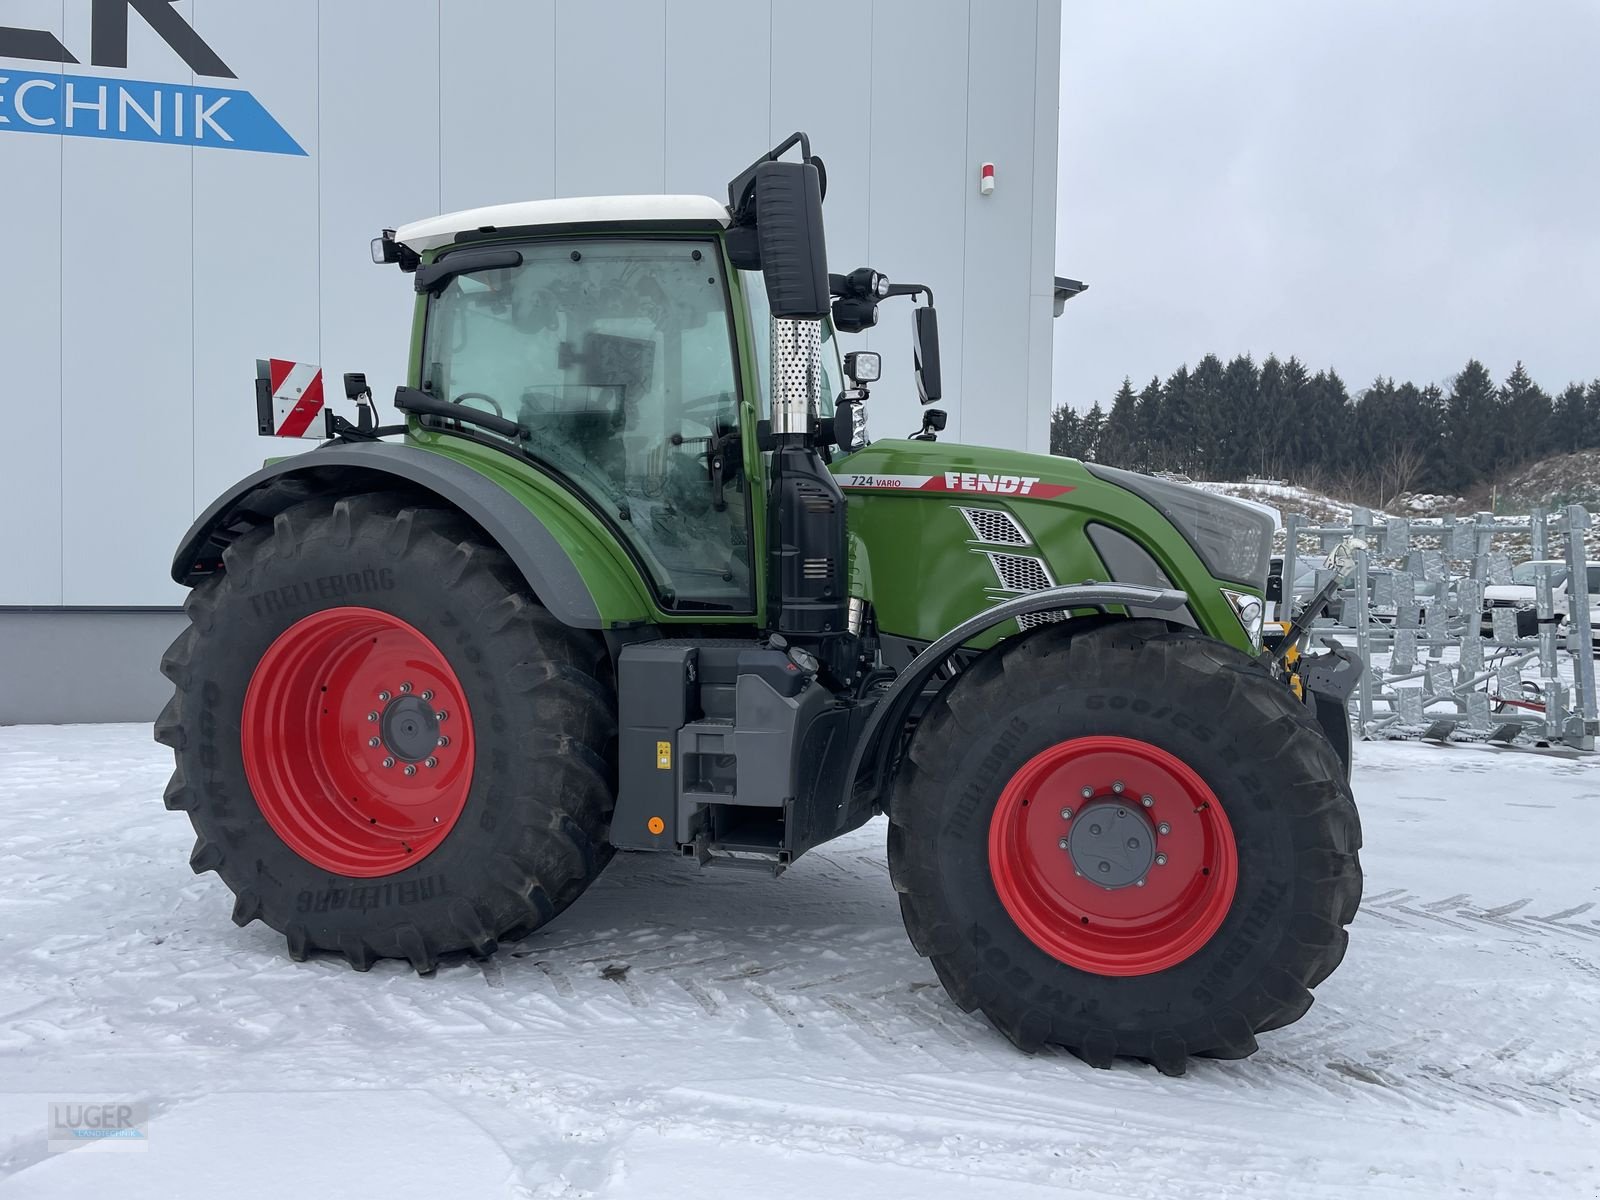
1221,588,1265,648
1085,464,1275,588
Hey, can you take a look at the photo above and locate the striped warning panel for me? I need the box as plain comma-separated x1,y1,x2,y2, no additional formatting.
257,358,326,438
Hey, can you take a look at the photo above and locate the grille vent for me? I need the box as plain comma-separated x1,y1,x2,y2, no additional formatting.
1016,609,1070,630
986,552,1054,594
802,558,832,580
958,507,1030,546
799,483,836,515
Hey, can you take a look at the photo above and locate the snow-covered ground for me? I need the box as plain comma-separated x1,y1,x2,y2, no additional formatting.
1,724,1597,1198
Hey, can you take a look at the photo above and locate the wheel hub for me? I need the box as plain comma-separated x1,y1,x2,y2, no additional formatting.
380,694,441,762
1066,800,1155,889
241,606,475,877
988,735,1238,976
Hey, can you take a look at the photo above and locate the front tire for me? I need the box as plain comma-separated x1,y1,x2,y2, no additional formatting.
156,493,617,971
888,619,1361,1074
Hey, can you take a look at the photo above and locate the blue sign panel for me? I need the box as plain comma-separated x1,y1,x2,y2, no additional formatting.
0,68,305,156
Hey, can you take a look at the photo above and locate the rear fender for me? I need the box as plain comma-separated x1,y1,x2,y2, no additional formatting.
171,441,645,629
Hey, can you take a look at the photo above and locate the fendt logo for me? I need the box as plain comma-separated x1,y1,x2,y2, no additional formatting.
944,472,1043,495
0,0,304,155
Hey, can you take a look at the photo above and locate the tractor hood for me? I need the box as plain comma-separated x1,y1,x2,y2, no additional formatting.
831,439,1271,654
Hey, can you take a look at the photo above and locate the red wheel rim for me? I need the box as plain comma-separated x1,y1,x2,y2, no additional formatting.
987,736,1237,976
241,606,475,877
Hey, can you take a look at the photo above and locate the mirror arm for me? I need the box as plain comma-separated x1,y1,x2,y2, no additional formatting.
882,282,934,306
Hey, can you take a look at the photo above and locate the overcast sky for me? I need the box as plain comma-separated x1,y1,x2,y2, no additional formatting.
1051,0,1600,413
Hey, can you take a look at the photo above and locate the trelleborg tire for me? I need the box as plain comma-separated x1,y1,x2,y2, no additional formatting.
887,618,1362,1074
155,493,616,971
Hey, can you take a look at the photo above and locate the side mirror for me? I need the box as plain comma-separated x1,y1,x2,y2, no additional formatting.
913,306,942,404
754,160,830,319
844,351,880,385
1265,572,1284,604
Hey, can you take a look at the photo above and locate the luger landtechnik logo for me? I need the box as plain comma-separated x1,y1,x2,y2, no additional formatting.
0,0,304,156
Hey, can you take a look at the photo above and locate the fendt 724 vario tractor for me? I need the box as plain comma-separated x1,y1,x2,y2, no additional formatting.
158,135,1362,1073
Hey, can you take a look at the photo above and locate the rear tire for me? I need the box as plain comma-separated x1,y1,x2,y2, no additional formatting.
888,619,1361,1074
156,492,617,971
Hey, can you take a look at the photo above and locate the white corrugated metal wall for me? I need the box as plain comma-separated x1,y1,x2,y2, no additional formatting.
0,0,1058,650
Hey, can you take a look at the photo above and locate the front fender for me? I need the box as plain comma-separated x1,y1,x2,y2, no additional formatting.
171,441,647,629
848,584,1189,811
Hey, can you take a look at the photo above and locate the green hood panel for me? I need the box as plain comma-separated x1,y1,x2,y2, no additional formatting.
832,439,1255,652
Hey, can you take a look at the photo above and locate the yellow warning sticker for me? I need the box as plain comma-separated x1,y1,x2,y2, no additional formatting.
656,740,672,770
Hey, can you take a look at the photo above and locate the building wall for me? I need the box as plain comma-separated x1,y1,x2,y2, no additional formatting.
0,0,1060,721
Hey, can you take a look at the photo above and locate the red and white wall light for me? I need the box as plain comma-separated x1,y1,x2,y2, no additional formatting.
979,162,996,195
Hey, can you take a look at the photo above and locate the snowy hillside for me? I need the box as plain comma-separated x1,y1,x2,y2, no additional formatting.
1,725,1596,1198
1502,449,1600,511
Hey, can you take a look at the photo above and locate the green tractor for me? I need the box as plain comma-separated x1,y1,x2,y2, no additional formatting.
157,135,1361,1073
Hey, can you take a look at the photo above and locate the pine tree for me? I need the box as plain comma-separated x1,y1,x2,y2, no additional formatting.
1416,383,1448,490
1499,361,1551,466
1049,404,1081,458
1550,383,1588,454
1443,360,1497,490
1253,354,1288,478
1159,365,1193,474
1134,376,1163,471
1099,378,1139,467
1081,401,1106,463
1217,354,1260,479
1185,355,1227,477
1277,356,1312,476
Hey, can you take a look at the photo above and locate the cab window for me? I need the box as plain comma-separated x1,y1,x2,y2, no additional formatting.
422,239,751,612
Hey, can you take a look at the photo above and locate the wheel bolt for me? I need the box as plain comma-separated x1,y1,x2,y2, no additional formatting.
421,690,433,701
437,735,450,748
1157,822,1171,835
437,711,449,722
1060,807,1073,820
1127,837,1140,849
1135,879,1146,887
1058,837,1070,850
400,682,412,693
1080,785,1094,799
367,711,379,723
404,764,417,777
368,737,381,748
1098,861,1111,873
425,756,438,768
1141,794,1154,808
1112,780,1125,794
1155,853,1168,866
382,756,395,768
378,691,391,702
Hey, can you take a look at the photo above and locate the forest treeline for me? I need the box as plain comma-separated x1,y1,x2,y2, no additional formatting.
1049,356,1600,503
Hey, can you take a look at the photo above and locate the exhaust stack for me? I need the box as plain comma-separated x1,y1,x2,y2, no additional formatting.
770,316,822,437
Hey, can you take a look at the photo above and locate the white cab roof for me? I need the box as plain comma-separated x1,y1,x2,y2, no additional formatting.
394,194,730,253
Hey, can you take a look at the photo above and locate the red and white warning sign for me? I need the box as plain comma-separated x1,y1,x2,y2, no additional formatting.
255,358,326,439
